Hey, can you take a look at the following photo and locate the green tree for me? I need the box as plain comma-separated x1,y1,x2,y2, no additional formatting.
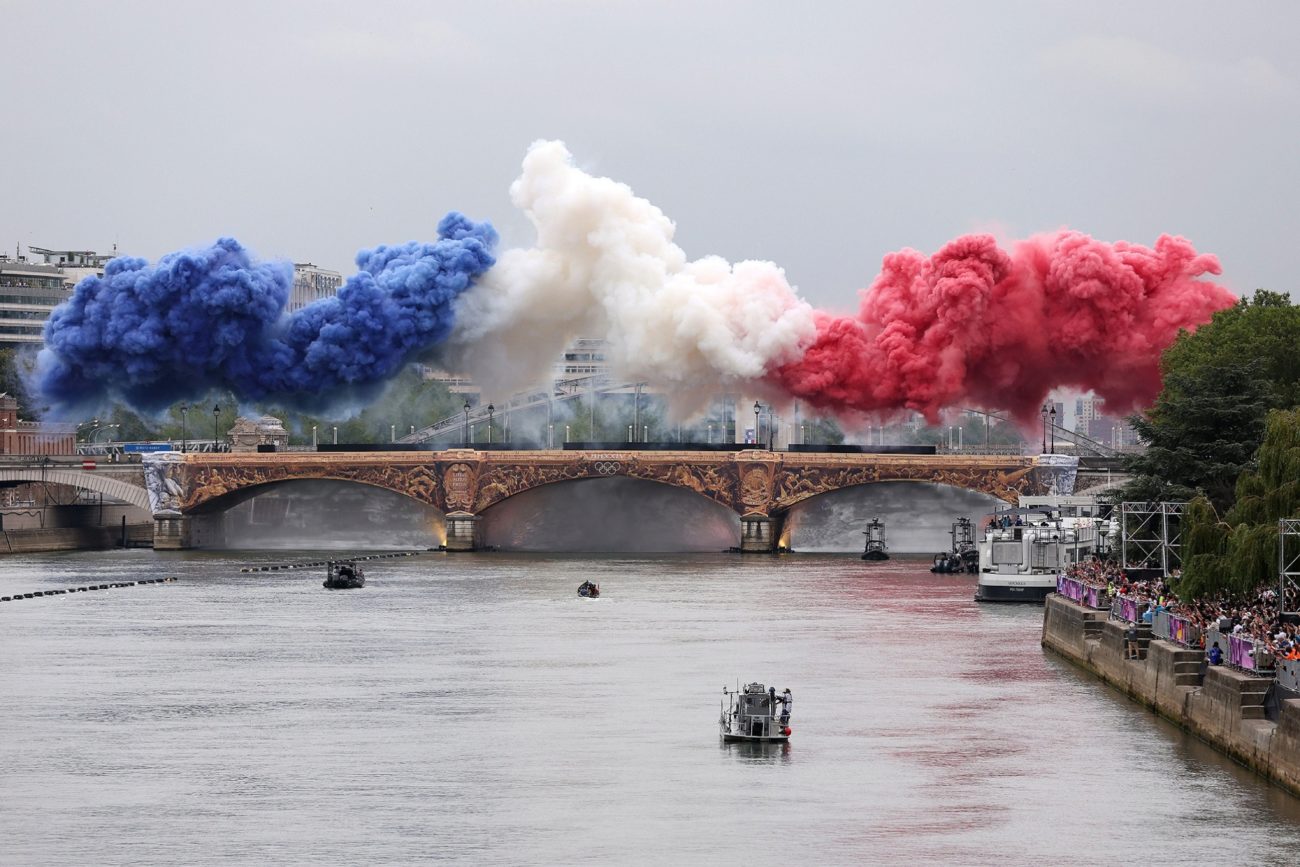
1178,409,1300,598
1117,290,1299,512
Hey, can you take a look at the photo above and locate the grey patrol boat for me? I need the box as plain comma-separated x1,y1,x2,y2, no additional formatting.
720,682,792,743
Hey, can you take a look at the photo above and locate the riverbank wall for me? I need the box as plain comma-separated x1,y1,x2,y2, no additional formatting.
1042,593,1300,797
0,523,154,554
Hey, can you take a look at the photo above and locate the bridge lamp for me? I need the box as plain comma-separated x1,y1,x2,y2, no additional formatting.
565,424,570,443
487,404,495,444
1040,403,1048,454
390,424,395,443
180,404,188,453
463,400,471,446
333,425,338,445
212,404,220,452
312,424,317,448
1049,405,1058,454
754,401,761,447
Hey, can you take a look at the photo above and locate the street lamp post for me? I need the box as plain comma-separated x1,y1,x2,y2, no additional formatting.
212,404,220,452
312,424,317,448
463,400,471,446
1049,405,1057,454
1040,403,1048,454
180,404,188,453
390,424,395,443
487,404,495,445
753,401,760,447
332,425,338,445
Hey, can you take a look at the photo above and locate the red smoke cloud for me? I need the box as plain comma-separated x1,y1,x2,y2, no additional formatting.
769,231,1234,424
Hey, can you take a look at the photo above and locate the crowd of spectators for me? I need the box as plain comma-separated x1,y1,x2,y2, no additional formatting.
1062,557,1300,661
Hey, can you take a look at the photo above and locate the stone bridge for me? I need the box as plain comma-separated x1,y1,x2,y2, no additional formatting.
0,461,151,511
143,449,1078,551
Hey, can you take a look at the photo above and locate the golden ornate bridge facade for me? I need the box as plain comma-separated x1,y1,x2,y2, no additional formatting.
145,449,1077,551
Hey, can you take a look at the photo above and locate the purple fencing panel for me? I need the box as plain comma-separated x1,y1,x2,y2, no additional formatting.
1081,584,1108,609
1056,576,1109,609
1228,634,1257,671
1057,575,1083,602
1111,595,1142,623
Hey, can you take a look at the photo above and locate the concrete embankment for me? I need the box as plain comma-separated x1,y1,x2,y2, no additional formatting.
0,524,154,555
1042,593,1300,797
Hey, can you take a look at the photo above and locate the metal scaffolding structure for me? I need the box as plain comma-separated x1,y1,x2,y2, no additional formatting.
1119,502,1186,575
1278,518,1300,616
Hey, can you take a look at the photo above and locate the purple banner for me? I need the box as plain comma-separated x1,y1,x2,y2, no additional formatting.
1117,596,1141,623
1082,585,1107,609
1228,634,1257,671
1057,575,1108,609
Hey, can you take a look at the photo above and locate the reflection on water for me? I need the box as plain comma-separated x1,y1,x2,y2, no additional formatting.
1,552,1297,865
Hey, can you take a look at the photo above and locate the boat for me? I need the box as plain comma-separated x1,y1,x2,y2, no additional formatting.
861,518,889,560
931,517,979,574
720,682,792,743
974,495,1108,603
577,580,600,598
323,560,365,590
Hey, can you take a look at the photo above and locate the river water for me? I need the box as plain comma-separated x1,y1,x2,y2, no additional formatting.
3,550,1299,865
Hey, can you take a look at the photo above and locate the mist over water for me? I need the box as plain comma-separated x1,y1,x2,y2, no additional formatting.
220,480,443,549
480,477,738,552
785,482,1005,554
214,479,1003,554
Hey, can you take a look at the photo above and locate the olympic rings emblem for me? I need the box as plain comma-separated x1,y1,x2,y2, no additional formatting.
592,461,621,476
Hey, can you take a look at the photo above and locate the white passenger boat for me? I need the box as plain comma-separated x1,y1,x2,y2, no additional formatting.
720,682,792,743
974,496,1110,603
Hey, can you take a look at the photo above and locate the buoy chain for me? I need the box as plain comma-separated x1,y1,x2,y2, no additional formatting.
1,576,178,602
238,550,425,573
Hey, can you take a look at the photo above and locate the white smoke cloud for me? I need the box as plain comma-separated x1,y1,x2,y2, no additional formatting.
447,140,816,415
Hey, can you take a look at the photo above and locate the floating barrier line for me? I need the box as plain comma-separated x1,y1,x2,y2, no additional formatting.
238,550,426,573
1,577,178,603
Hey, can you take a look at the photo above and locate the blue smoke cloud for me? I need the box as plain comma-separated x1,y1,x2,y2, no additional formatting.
37,213,497,416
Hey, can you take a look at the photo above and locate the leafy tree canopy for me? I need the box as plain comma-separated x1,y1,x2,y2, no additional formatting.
1118,290,1300,512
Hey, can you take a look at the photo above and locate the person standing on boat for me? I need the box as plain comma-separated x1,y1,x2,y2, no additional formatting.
779,689,792,725
768,686,777,715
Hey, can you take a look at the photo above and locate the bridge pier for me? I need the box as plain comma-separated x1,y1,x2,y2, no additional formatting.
444,511,482,552
153,514,224,550
154,516,191,550
738,513,784,554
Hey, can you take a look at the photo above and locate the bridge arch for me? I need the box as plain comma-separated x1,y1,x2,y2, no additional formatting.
779,479,1006,553
0,468,151,511
186,475,445,516
478,475,739,552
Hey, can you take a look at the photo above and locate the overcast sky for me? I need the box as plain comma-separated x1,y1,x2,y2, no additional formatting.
3,0,1296,309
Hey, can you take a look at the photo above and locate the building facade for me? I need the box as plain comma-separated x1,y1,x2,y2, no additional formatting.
0,254,70,349
0,394,76,454
288,263,343,313
27,246,114,290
